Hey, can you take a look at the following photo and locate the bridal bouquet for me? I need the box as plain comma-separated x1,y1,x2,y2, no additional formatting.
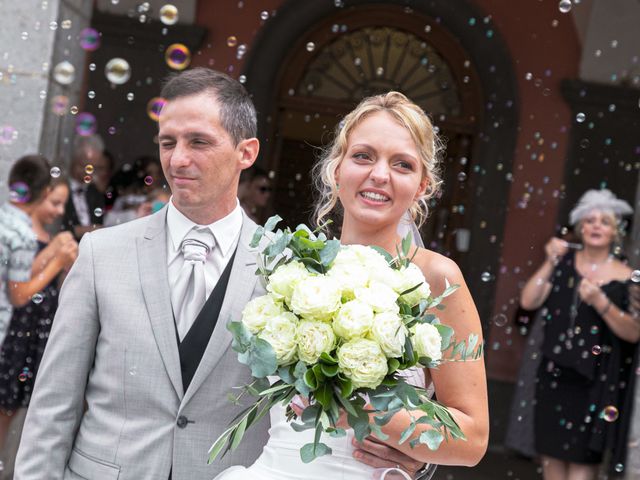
208,216,482,464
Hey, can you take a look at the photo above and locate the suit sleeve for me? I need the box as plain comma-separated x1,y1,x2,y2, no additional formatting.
14,233,100,479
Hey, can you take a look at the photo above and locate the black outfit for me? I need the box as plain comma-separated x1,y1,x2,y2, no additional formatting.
0,241,59,413
62,183,105,239
534,251,638,472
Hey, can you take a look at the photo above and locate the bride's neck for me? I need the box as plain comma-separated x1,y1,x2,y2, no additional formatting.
340,217,400,254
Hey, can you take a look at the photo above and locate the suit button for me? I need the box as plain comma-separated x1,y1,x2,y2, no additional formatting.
177,415,189,428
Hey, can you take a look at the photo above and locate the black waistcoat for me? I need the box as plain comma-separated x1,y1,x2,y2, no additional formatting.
178,252,235,391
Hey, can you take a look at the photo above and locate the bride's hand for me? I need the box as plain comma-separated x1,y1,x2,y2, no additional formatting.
352,436,425,479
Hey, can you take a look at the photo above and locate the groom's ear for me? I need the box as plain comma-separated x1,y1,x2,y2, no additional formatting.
237,138,260,169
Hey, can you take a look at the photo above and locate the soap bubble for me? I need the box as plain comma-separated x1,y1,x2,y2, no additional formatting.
105,58,131,85
558,0,572,13
94,208,103,217
76,113,97,136
493,314,508,327
576,112,586,123
53,61,75,85
31,293,44,304
79,27,100,51
159,4,179,25
591,345,602,355
481,272,492,282
306,42,315,52
146,97,166,122
227,36,237,47
50,167,61,178
165,43,191,70
631,270,640,283
9,182,30,203
0,125,18,145
600,405,619,422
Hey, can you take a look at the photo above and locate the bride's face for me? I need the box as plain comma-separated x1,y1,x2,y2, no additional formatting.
336,111,426,229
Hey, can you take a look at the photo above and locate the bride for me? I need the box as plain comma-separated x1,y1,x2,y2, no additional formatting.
215,92,489,479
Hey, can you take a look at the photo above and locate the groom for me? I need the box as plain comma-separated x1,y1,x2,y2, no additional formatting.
15,68,429,479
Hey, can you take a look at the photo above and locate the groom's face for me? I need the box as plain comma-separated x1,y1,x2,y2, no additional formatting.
158,92,247,221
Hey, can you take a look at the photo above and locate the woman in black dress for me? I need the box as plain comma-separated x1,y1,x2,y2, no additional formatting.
0,178,78,447
520,189,639,480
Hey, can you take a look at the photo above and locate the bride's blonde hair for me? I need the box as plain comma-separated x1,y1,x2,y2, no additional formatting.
312,91,443,230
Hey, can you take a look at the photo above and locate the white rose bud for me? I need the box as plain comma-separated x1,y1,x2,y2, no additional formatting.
241,294,284,334
396,263,431,306
267,261,311,306
296,320,336,364
332,299,374,340
369,311,407,358
412,322,443,362
290,275,342,321
337,338,388,389
355,281,399,314
259,312,299,365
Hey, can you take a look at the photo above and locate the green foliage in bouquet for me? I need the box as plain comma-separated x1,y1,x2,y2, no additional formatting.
208,216,483,464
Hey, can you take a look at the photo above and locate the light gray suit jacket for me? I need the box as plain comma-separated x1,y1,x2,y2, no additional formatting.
15,207,270,479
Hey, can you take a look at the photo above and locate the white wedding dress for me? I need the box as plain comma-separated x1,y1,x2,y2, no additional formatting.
213,369,432,480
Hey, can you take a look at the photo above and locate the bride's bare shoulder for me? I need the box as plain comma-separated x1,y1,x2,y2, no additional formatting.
411,248,465,295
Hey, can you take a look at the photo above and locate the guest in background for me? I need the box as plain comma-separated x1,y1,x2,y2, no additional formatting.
519,189,639,480
62,135,109,239
0,177,77,450
103,156,168,227
0,155,54,348
238,166,271,224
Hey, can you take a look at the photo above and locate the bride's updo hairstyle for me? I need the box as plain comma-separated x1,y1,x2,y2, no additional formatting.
313,91,442,231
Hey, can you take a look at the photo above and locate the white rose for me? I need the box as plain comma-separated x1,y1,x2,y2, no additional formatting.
396,263,431,306
355,281,399,314
241,294,284,334
267,261,311,306
342,245,390,270
369,311,407,358
412,323,443,362
332,299,374,340
327,261,369,300
258,312,299,365
290,275,342,321
368,264,403,291
296,320,336,364
337,338,389,389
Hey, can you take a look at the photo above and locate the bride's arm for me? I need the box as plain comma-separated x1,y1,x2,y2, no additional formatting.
373,253,489,466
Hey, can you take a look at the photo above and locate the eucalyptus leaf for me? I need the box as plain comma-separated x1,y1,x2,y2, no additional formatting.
370,245,394,264
237,337,278,378
263,215,282,233
419,430,444,450
319,239,341,266
228,321,252,353
300,441,332,463
329,427,347,438
348,408,371,442
399,422,416,445
230,415,249,451
369,422,389,441
401,233,412,257
249,226,265,248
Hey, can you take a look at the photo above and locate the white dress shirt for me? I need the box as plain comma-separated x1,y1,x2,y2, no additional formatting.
166,198,242,313
69,178,91,226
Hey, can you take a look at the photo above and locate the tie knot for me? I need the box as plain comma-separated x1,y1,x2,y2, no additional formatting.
180,227,214,263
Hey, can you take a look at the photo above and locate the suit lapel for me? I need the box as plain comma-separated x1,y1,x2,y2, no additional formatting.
137,206,184,399
181,214,260,406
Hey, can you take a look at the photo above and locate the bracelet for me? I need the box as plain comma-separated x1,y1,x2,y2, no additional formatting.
599,298,612,317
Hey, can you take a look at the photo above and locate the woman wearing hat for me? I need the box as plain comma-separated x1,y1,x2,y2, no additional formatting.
519,189,639,480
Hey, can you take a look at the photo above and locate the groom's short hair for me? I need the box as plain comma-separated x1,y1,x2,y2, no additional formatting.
160,68,257,146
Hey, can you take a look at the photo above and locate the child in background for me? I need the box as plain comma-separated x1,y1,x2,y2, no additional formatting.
0,175,78,449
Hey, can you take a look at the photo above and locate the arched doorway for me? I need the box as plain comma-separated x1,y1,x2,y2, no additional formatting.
244,0,518,326
264,5,482,267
